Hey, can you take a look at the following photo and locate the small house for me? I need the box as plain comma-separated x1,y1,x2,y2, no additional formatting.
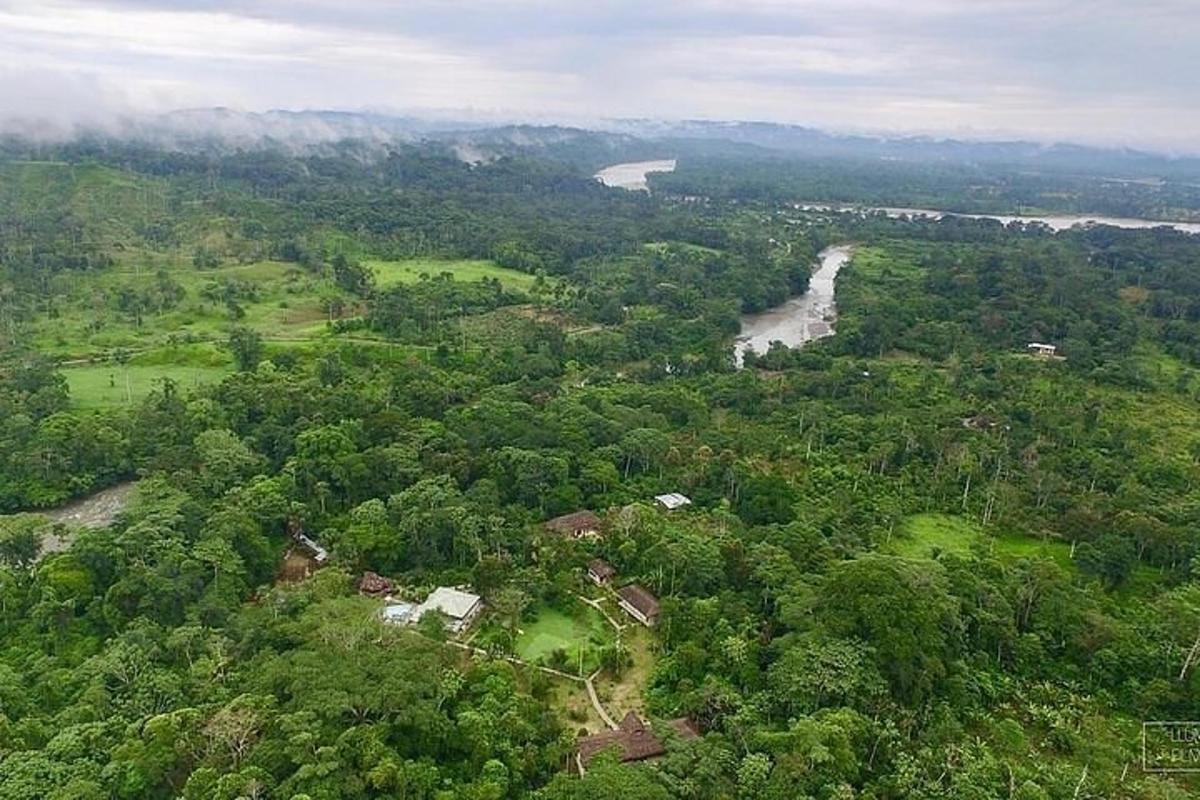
1027,342,1057,357
412,586,484,633
654,492,692,511
358,571,394,596
381,601,417,625
295,533,328,564
544,510,603,539
573,712,698,774
617,583,660,627
587,558,616,586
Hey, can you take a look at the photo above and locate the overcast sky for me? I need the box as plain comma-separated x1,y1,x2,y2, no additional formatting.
1,0,1197,150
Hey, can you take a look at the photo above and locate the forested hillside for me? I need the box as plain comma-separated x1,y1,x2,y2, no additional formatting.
2,139,1200,799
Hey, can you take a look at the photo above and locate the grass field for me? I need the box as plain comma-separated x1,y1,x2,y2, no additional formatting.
513,605,612,674
365,258,544,291
889,513,981,558
891,513,1073,566
28,256,541,361
887,512,1169,598
62,342,233,408
65,363,234,409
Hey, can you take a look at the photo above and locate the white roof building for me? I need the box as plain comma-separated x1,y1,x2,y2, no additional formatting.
296,533,328,563
654,492,692,511
412,587,484,633
381,601,417,625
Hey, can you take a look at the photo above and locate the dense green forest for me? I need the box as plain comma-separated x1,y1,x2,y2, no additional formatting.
652,155,1200,223
2,138,1200,799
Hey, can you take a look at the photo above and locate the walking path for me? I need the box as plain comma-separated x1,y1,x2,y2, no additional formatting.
420,590,631,732
575,593,626,633
585,670,618,729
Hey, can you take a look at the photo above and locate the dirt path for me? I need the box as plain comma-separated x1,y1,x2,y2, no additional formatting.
586,672,618,729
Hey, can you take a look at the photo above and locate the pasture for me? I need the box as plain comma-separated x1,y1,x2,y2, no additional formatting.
365,258,544,291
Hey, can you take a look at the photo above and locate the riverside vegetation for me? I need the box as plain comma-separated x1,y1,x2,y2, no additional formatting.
1,138,1200,799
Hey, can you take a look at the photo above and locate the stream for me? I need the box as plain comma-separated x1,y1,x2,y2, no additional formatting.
735,245,854,366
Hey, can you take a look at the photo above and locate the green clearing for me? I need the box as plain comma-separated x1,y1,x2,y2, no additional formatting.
29,259,334,359
62,343,233,408
890,513,1073,567
512,604,613,674
890,513,1165,595
28,257,542,361
889,513,980,558
642,241,723,256
65,363,233,409
365,258,544,291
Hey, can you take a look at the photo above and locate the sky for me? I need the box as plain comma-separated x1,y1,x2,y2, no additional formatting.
0,0,1197,150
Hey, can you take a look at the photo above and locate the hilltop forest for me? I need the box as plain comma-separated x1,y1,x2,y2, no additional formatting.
2,138,1200,800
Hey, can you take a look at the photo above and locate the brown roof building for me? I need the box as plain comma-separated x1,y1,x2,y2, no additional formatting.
358,571,394,596
574,712,698,773
617,583,661,627
587,558,617,586
544,510,603,539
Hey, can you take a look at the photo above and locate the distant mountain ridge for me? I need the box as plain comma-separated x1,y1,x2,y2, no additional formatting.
4,108,1200,179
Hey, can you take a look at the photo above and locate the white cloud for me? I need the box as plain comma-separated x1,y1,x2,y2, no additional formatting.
0,0,1195,149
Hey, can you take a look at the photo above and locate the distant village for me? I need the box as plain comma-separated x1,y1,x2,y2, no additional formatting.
286,491,698,771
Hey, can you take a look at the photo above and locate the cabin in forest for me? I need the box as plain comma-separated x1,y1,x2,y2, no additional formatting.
412,586,484,633
653,492,692,511
587,558,616,586
1027,342,1057,357
573,712,698,774
358,571,394,596
295,533,328,564
544,510,603,539
381,601,417,625
617,583,660,627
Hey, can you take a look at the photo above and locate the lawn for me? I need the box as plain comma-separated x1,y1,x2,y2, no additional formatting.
889,513,983,558
890,513,1073,566
365,258,544,291
512,604,613,675
65,363,233,408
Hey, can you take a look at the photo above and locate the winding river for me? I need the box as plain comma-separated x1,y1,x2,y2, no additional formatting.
594,159,677,191
735,245,854,366
595,159,1200,370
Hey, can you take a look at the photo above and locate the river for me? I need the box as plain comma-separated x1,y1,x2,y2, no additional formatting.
735,245,854,366
37,480,137,558
800,204,1200,234
594,159,677,191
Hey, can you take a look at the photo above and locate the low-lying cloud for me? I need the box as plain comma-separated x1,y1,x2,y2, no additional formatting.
0,0,1196,150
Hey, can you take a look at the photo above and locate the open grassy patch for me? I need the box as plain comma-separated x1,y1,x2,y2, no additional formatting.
891,513,1074,567
365,258,544,291
508,603,613,676
890,513,983,558
643,241,723,257
65,362,232,409
992,531,1074,570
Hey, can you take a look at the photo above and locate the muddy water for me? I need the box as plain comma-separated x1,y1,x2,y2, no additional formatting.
39,480,136,556
594,159,677,191
735,245,854,366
